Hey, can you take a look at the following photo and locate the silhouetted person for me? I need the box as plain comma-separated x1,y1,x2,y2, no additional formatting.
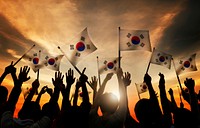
89,68,127,128
134,73,163,128
123,72,140,128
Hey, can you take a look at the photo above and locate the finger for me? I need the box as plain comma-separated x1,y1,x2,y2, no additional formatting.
82,67,86,74
61,75,64,80
27,67,30,74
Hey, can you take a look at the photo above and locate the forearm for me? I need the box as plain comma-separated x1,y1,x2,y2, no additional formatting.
82,83,89,103
7,83,22,113
50,87,60,103
73,87,79,106
159,87,172,126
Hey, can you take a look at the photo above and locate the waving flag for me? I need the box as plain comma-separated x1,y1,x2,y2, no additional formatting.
150,49,172,69
23,51,44,72
44,54,64,71
67,27,97,66
98,57,119,74
176,53,197,75
119,28,152,52
135,82,148,94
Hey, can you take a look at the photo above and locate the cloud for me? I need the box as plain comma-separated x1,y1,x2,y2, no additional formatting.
0,14,36,62
158,1,200,57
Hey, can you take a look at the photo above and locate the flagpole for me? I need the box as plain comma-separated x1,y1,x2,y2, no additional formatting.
146,47,155,73
135,83,141,100
118,27,121,68
172,58,183,90
34,50,41,95
58,46,82,74
58,46,92,87
96,56,101,87
13,44,35,66
177,85,184,108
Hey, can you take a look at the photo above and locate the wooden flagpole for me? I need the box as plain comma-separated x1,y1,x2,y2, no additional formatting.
58,46,92,87
118,27,121,68
13,44,35,66
96,56,101,87
146,47,155,73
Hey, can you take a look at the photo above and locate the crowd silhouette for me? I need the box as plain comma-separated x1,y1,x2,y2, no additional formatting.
0,62,200,128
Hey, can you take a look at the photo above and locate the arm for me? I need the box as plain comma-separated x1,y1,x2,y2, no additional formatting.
61,68,75,110
184,78,199,124
143,73,162,119
73,80,81,107
6,66,30,114
89,76,98,103
158,73,172,127
115,68,127,122
25,79,39,103
79,73,89,104
168,88,178,111
123,72,140,127
36,85,48,104
50,71,64,104
0,62,15,85
91,72,113,112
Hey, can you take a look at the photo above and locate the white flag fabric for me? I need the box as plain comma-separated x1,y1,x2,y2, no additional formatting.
98,57,119,74
119,29,152,52
135,82,148,94
150,49,172,69
44,55,64,71
67,27,97,66
23,52,44,72
176,53,197,75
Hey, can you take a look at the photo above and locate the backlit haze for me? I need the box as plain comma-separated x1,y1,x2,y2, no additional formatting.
0,0,200,118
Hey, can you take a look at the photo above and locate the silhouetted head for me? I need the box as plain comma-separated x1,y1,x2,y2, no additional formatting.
0,86,8,104
134,98,162,127
173,108,197,128
99,93,118,115
42,102,60,120
18,101,41,122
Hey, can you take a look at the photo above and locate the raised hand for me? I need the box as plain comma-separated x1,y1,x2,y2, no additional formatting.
18,66,30,83
106,72,114,80
168,88,173,96
158,73,165,89
32,79,40,90
5,61,16,75
52,71,64,88
40,85,48,94
89,76,98,90
122,72,131,87
144,73,151,84
184,78,195,92
66,68,75,87
46,88,53,96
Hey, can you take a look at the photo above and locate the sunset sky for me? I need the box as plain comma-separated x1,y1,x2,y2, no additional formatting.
0,0,200,119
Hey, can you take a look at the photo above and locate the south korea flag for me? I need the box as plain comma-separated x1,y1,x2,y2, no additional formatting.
98,57,119,74
176,53,197,75
44,55,64,71
135,82,148,94
67,27,97,66
119,29,152,52
23,51,44,72
150,48,172,69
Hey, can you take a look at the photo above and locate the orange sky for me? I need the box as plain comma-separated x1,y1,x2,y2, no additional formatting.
1,0,200,122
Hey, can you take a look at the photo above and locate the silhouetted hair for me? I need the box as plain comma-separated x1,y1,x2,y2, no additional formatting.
173,108,197,128
99,93,118,114
18,101,41,122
